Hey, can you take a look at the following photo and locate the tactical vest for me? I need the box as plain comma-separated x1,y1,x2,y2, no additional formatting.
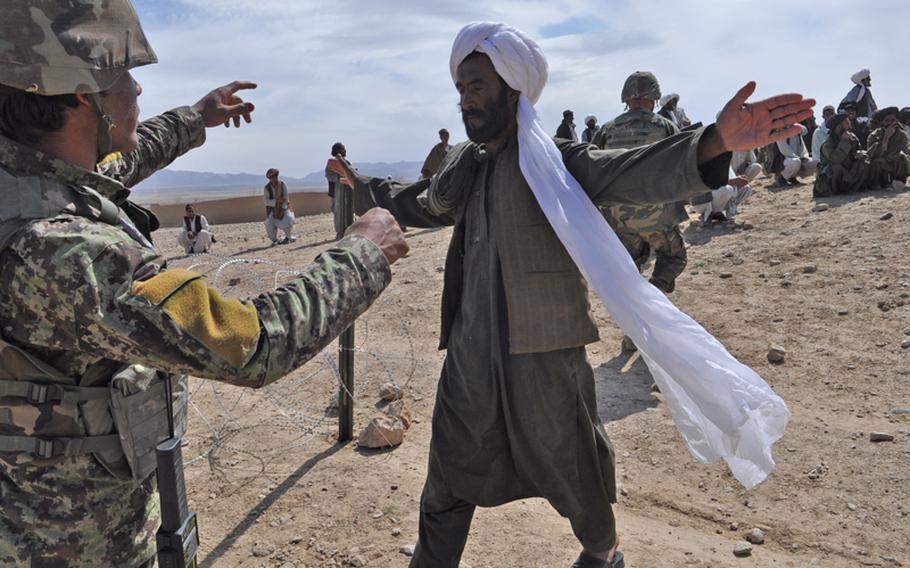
0,169,187,481
597,111,689,231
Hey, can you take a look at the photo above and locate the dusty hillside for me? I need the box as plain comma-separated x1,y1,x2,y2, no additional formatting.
157,174,909,568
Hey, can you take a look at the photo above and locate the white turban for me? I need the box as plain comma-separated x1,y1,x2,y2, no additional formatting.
851,68,870,84
660,92,680,107
448,22,788,490
584,114,597,125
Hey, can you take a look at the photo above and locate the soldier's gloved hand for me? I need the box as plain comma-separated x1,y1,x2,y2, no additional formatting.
191,81,257,128
345,208,409,265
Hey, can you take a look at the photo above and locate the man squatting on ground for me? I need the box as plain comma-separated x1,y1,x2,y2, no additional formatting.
0,2,407,565
336,21,813,568
177,203,214,254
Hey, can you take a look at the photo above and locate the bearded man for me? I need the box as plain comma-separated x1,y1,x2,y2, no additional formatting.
337,22,811,568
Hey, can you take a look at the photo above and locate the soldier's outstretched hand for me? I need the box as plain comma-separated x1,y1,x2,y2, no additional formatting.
715,82,815,151
191,81,257,128
345,208,409,264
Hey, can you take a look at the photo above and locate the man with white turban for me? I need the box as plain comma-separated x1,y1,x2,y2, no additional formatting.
339,22,811,568
658,92,691,128
838,68,878,120
581,114,598,143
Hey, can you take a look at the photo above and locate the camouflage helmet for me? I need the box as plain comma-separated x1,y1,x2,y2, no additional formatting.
621,71,661,103
0,0,157,96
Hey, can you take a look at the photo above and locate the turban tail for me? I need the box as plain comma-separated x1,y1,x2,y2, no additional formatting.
451,22,789,490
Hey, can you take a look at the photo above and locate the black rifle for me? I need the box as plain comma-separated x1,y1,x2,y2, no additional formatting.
156,377,199,568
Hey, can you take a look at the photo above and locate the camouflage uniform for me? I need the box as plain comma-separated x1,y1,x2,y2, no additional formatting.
0,2,391,566
813,130,868,196
596,97,688,292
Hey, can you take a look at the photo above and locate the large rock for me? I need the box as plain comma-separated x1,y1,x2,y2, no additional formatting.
357,416,406,448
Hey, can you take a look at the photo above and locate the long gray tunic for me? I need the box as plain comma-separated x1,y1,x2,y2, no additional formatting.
431,149,616,527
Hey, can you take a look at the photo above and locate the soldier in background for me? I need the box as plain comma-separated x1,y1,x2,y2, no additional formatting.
814,112,868,196
0,2,406,565
420,128,453,179
596,72,688,351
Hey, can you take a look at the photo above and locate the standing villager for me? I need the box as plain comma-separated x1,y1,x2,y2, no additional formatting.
597,72,688,300
421,128,453,179
581,115,598,144
658,93,691,128
263,167,296,245
556,109,578,141
814,112,868,196
0,3,407,565
325,142,354,239
811,105,836,158
177,203,214,253
865,106,910,191
774,126,818,185
338,21,810,568
838,68,878,119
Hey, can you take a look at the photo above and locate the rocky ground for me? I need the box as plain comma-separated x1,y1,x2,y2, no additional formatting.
156,173,909,568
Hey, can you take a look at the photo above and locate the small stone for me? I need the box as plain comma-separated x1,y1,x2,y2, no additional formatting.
869,431,894,442
745,528,765,544
847,502,858,511
356,416,406,448
812,203,830,212
252,542,275,558
837,309,849,316
767,345,787,364
802,264,817,274
892,408,910,415
769,259,781,266
378,382,402,402
741,223,754,230
719,272,733,279
903,327,910,336
729,522,739,531
879,212,893,221
902,340,910,350
399,544,416,556
349,555,367,567
382,399,413,428
391,527,401,536
733,541,753,557
290,535,303,545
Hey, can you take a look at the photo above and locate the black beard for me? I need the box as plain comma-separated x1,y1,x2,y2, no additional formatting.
461,87,510,143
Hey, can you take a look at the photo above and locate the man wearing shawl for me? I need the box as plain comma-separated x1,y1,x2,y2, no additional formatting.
339,23,809,568
865,107,910,191
839,69,878,119
814,112,868,197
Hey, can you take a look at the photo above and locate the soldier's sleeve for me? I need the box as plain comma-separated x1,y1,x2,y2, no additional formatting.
100,107,206,188
2,219,390,388
557,125,731,207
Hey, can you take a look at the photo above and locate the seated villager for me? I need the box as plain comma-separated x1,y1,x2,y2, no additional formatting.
814,112,868,197
177,203,214,254
772,125,817,185
690,170,753,223
730,148,763,181
264,167,296,245
865,106,910,191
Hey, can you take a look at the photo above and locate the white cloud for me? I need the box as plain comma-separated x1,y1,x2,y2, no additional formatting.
132,0,910,178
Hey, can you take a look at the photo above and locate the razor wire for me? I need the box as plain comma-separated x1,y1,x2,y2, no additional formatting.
166,251,418,485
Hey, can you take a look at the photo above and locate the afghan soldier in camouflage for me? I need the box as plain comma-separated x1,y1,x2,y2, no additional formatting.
0,2,407,566
594,72,689,299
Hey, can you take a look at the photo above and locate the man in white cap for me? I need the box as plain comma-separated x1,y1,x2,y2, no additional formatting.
339,22,812,568
658,92,691,128
839,69,878,119
581,115,598,143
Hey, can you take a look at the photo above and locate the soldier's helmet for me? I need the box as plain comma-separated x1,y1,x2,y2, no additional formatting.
0,0,157,96
621,71,661,103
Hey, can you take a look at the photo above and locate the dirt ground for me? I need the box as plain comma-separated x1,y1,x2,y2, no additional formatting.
155,173,909,568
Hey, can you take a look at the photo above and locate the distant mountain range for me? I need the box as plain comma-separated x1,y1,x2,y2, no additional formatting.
133,160,424,193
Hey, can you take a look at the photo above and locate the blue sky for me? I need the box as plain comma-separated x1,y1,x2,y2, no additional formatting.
131,0,909,178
